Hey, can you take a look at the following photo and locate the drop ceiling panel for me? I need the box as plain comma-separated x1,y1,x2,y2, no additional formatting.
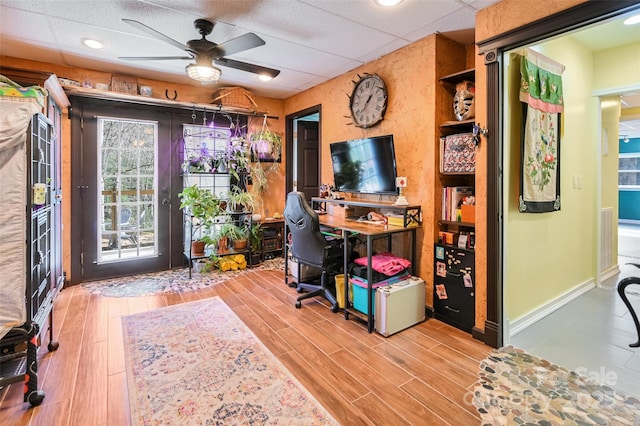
0,8,56,45
404,6,478,43
200,0,400,58
302,0,464,39
236,36,356,76
1,0,636,107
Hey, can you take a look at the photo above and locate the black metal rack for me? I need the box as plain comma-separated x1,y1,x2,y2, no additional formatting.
0,113,61,407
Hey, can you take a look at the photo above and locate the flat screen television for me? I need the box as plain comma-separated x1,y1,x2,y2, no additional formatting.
330,134,398,195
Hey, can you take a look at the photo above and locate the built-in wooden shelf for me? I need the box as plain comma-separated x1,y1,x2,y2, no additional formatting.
61,84,278,119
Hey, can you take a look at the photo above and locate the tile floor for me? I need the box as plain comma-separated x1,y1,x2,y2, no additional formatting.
510,227,640,398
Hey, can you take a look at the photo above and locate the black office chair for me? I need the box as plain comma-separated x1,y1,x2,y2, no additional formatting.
617,263,640,348
284,191,343,312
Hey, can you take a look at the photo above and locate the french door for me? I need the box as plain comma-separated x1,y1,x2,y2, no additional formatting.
71,99,174,282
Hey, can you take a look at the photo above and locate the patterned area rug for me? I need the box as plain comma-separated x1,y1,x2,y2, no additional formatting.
473,346,640,425
122,297,337,425
82,257,284,297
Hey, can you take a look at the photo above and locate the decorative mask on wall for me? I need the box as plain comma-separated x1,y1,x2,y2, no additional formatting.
453,81,476,121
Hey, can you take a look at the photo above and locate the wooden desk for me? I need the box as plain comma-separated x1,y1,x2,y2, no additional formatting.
319,215,419,333
312,197,421,228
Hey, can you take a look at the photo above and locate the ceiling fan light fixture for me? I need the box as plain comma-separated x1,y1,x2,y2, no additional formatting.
186,63,221,83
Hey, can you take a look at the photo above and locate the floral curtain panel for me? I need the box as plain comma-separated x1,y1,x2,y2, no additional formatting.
518,48,565,213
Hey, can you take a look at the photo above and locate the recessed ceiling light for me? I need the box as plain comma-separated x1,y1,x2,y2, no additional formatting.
258,74,273,82
374,0,403,7
83,38,103,49
623,14,640,25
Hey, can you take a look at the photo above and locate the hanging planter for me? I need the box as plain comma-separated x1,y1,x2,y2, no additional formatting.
249,116,282,163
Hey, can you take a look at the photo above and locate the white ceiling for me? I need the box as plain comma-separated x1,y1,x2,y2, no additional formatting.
0,0,638,136
567,11,640,139
0,0,499,99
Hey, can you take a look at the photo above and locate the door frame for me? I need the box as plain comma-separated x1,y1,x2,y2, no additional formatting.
285,105,322,197
69,97,175,282
477,0,640,348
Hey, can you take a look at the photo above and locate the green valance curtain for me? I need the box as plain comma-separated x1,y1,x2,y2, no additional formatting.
519,48,565,114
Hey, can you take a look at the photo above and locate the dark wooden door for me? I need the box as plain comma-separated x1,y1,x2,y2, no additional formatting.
296,120,319,201
71,98,173,282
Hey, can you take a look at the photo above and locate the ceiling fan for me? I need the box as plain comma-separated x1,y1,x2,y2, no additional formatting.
119,18,280,83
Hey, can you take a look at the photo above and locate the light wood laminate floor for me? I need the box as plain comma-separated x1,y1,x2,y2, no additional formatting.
0,269,491,425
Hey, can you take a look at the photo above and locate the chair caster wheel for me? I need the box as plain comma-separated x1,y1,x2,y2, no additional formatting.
27,390,45,407
331,304,339,313
296,287,303,293
295,301,302,309
48,341,59,352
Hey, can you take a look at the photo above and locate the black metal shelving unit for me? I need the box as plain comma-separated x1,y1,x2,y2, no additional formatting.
1,113,61,407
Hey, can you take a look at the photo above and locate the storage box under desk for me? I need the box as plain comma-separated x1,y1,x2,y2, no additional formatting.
375,277,426,336
287,258,321,283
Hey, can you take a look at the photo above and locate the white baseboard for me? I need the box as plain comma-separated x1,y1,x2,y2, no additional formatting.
600,264,621,289
508,279,595,338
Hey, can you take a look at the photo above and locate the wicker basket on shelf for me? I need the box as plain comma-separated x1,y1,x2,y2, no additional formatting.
212,86,258,111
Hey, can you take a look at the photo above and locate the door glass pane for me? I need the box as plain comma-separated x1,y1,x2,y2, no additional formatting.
98,117,158,262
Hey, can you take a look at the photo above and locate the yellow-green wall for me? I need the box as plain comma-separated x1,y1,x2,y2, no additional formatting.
593,42,640,277
503,38,640,324
593,42,640,91
601,96,621,267
504,37,598,322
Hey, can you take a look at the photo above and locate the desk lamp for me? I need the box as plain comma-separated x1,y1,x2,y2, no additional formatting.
394,176,409,206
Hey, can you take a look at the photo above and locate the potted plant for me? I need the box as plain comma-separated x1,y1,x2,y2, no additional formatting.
234,224,250,250
218,223,249,250
210,151,228,173
226,137,251,181
182,146,213,173
249,129,282,162
227,187,261,213
247,128,281,195
178,185,224,255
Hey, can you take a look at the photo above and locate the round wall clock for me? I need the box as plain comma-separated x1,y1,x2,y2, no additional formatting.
349,73,388,128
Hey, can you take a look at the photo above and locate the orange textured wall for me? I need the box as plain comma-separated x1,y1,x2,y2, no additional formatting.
475,0,586,42
284,34,472,305
246,107,285,218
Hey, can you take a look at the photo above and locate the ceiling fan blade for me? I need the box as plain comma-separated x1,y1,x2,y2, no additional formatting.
122,19,190,52
214,58,280,78
211,33,265,58
119,56,193,61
